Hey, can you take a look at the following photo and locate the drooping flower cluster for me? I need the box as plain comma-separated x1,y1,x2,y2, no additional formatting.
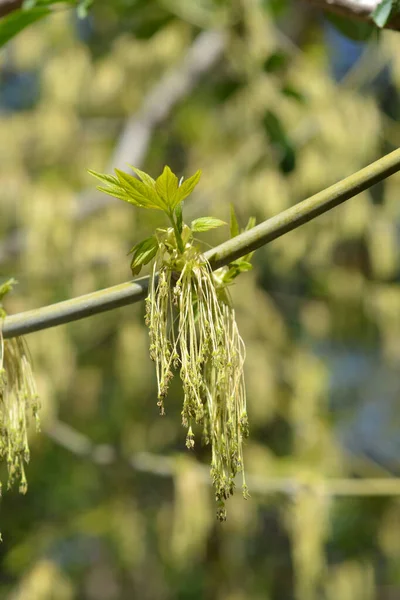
90,165,253,519
0,279,40,496
145,227,249,520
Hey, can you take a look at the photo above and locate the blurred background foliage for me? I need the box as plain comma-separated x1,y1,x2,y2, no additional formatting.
1,0,400,598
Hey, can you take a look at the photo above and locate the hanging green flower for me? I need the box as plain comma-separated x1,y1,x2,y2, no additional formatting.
0,279,40,496
90,165,254,520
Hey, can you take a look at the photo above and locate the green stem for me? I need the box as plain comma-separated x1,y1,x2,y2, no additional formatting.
168,212,185,255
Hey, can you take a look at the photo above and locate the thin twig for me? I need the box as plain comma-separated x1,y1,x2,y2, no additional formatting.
3,148,400,339
45,419,400,497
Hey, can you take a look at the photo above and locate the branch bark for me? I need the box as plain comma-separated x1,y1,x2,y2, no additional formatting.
305,0,400,30
0,0,22,18
3,148,400,339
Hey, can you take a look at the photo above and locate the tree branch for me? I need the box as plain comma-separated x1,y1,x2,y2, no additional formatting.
3,148,400,339
304,0,400,30
0,0,22,19
46,419,400,497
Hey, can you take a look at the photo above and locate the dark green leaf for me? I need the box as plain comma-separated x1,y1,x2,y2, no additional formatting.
281,84,306,104
230,204,240,239
263,110,287,145
191,217,226,233
262,0,289,17
263,51,289,73
0,7,51,48
129,236,158,275
372,0,393,27
130,8,173,40
263,110,296,174
214,78,243,102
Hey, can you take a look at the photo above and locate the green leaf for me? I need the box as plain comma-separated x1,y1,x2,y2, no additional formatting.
129,236,158,275
0,277,17,318
89,167,163,209
88,170,119,186
88,170,132,202
129,166,156,189
242,217,256,263
0,278,17,302
128,4,173,40
115,169,166,210
155,166,179,210
222,267,238,283
173,170,201,208
214,78,244,102
191,217,226,233
230,260,253,272
222,259,253,285
230,204,240,239
0,6,51,48
372,0,393,27
263,110,296,174
175,203,183,235
245,216,256,231
95,185,131,203
262,51,289,73
262,0,289,17
281,84,306,104
221,213,257,284
90,166,200,213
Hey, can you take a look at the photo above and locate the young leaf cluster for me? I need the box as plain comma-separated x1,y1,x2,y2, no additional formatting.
90,165,254,520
